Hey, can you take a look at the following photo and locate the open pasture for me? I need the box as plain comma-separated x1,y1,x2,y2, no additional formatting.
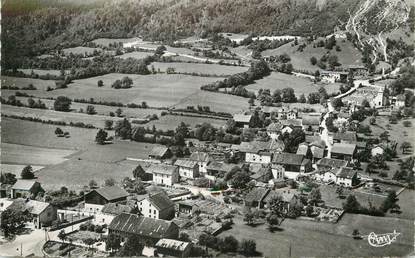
1,117,99,149
246,72,340,96
91,37,142,47
1,76,56,90
148,114,226,131
1,143,76,166
62,46,101,55
262,37,363,73
1,164,44,177
1,104,122,128
17,69,69,76
149,62,247,76
118,51,153,59
167,55,241,65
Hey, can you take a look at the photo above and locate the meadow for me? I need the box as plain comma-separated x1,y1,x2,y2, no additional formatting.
62,46,102,55
1,76,56,90
149,62,248,76
91,37,142,47
147,114,226,131
118,51,154,60
17,69,69,76
246,72,340,96
262,37,364,73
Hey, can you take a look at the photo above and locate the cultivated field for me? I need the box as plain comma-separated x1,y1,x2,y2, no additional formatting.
262,37,364,73
246,72,340,96
148,114,226,131
219,213,414,257
17,69,69,76
1,76,56,90
118,51,154,60
1,104,123,128
149,62,248,76
36,141,161,190
62,46,101,55
1,143,76,166
1,117,99,149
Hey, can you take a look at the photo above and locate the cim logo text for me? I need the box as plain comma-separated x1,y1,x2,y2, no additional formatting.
368,230,400,247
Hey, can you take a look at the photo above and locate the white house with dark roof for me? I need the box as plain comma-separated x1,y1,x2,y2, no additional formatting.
174,159,199,179
331,143,357,161
84,186,129,213
335,167,358,187
8,199,57,228
146,163,179,186
148,146,172,160
189,151,210,174
137,192,175,220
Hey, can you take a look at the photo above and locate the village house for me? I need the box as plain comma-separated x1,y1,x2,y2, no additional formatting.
108,213,179,245
149,146,172,160
301,115,321,132
281,119,303,131
331,143,357,161
314,168,338,183
309,140,326,162
206,162,238,181
155,238,192,257
176,198,231,217
263,190,299,212
261,106,280,118
11,180,43,199
320,70,348,83
137,192,175,220
296,143,312,159
390,94,406,109
370,87,387,108
234,140,283,164
250,167,273,183
271,164,285,182
8,199,57,228
335,167,358,187
316,158,349,170
272,153,312,179
278,108,298,120
244,187,270,208
84,186,129,213
189,151,210,174
370,142,397,157
174,159,199,179
94,202,133,225
146,163,180,186
332,131,357,143
266,122,283,139
233,113,253,128
348,65,368,77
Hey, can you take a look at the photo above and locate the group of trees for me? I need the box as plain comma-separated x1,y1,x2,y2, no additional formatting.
0,95,47,110
111,76,133,89
199,233,256,255
256,87,298,106
311,53,341,70
54,96,72,112
343,191,400,217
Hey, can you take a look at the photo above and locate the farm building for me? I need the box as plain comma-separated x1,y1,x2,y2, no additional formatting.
301,115,321,132
155,238,192,257
11,180,43,199
84,186,129,213
95,203,133,225
335,167,358,187
272,153,312,178
149,146,172,160
316,158,349,170
266,122,284,139
145,163,180,186
331,143,357,161
7,199,57,228
320,70,348,83
233,114,253,128
137,192,175,220
108,213,179,244
189,151,211,174
174,159,199,179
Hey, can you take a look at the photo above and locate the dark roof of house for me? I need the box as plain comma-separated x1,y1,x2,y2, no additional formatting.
336,167,357,179
174,159,198,168
102,203,133,215
317,158,348,168
273,153,304,166
244,187,270,203
305,135,321,143
281,119,302,127
109,213,177,238
146,163,178,175
302,116,320,126
12,180,38,191
331,143,357,155
147,192,174,211
92,186,129,201
149,146,170,157
296,144,309,156
311,146,325,159
263,190,297,203
333,132,357,142
8,199,50,215
235,140,278,153
189,152,210,162
206,162,237,173
250,167,272,181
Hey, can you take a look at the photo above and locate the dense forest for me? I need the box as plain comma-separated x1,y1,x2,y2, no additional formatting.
1,0,365,69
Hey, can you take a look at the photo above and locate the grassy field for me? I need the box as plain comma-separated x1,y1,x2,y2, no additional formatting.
36,141,160,190
17,69,69,76
246,72,340,96
1,117,99,149
91,37,141,47
149,62,247,76
1,143,76,166
262,37,364,73
171,90,250,114
9,96,163,119
1,164,44,176
118,51,153,59
148,114,226,131
219,213,413,257
1,76,56,90
62,46,101,55
2,104,123,128
168,55,241,65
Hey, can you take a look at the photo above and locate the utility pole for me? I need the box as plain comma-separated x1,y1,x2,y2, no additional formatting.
20,243,23,257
